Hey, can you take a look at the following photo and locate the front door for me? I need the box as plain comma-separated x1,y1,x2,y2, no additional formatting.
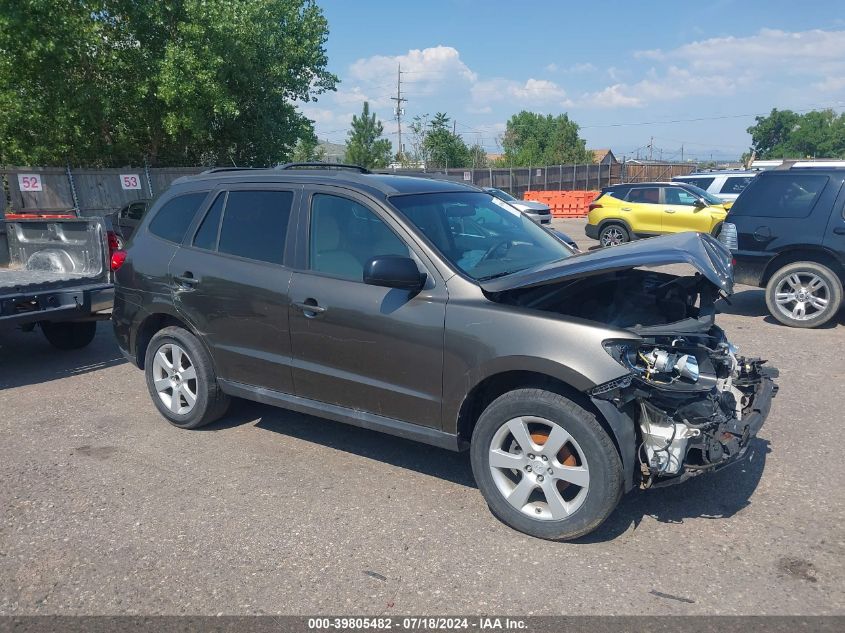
169,187,298,394
288,189,446,429
661,186,713,234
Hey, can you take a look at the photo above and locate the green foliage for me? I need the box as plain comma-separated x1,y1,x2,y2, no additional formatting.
345,102,392,169
0,0,337,166
422,112,471,169
290,129,326,163
501,111,590,166
748,109,845,159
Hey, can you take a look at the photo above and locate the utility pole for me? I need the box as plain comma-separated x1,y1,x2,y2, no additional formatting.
648,136,654,161
391,64,407,163
681,144,684,163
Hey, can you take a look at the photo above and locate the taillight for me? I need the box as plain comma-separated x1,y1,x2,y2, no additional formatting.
111,250,128,271
589,203,603,211
107,230,126,271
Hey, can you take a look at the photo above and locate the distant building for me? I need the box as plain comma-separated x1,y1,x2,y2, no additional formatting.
589,149,618,165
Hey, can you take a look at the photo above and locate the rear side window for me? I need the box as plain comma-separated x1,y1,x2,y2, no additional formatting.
679,177,715,190
720,176,754,194
218,190,293,264
626,187,660,204
148,193,207,243
604,186,630,200
730,174,829,218
192,192,225,251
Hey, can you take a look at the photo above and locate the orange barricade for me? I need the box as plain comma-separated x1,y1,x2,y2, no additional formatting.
524,190,599,218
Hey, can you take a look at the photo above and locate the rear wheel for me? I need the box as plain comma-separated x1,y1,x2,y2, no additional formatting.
144,326,230,429
470,389,623,540
599,223,629,247
765,261,843,328
41,321,97,350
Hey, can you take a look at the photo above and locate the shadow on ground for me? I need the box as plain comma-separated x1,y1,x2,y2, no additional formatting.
205,399,770,541
0,323,125,390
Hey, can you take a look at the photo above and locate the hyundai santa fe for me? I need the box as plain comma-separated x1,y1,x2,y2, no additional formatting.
113,163,778,540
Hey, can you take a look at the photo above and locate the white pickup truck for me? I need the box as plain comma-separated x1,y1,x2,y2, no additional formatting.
0,212,116,349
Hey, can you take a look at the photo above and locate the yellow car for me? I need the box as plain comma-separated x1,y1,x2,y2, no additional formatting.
585,182,729,247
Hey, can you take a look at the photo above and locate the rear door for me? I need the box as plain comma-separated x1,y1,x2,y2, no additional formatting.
661,186,713,233
287,186,446,428
623,186,663,234
822,176,845,264
168,185,300,393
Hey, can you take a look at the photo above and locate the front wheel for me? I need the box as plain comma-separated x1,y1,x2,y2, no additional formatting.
765,261,843,328
41,321,97,350
470,389,623,540
598,223,630,247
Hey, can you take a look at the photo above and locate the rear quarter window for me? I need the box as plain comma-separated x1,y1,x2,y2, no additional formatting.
148,193,208,243
720,176,755,195
729,174,828,218
678,177,715,190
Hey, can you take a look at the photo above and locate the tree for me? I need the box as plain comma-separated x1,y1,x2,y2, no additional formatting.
422,112,471,169
0,0,337,166
747,108,845,159
345,102,392,169
290,129,326,163
501,111,590,166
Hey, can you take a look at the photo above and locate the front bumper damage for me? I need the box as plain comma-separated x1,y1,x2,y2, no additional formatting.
590,326,778,491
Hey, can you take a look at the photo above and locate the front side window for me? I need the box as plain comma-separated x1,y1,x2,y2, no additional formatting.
217,190,293,264
148,192,208,243
310,194,410,281
626,187,660,204
664,187,699,206
720,176,755,194
730,174,829,218
390,191,572,281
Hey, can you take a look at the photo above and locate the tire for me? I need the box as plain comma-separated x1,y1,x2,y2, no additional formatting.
470,389,623,541
144,326,230,429
765,261,843,328
598,223,630,247
41,320,97,350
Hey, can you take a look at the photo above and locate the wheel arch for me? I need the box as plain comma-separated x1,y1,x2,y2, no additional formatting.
455,370,625,470
761,246,845,286
135,310,206,370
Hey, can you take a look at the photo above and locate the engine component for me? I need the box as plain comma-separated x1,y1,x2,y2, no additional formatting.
641,348,700,382
638,401,700,475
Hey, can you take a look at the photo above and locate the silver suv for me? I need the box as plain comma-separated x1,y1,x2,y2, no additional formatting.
673,171,758,204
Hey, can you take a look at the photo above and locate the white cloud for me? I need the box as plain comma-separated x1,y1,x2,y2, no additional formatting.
472,78,571,107
587,28,845,109
544,63,558,73
349,45,477,95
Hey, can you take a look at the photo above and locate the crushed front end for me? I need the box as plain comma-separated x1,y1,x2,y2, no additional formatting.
596,327,778,488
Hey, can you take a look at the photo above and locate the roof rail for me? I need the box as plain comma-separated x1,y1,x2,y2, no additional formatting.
199,167,264,174
276,162,371,174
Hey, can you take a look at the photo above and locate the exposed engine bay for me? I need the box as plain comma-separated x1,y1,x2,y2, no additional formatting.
491,267,778,487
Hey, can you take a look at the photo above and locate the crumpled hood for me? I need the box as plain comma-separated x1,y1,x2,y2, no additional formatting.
481,232,734,294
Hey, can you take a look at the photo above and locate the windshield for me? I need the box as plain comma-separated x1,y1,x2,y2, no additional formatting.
683,183,724,206
390,191,573,281
488,188,517,202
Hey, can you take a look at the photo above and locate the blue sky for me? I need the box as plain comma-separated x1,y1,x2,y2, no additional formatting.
304,0,845,161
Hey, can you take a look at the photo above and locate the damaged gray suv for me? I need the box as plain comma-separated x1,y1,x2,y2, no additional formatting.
113,164,778,540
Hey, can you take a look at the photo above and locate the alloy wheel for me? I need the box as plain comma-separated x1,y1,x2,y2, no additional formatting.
774,272,830,321
152,343,198,415
600,227,625,246
488,416,589,521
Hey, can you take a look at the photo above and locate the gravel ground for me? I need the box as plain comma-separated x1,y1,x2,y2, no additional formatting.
1,217,843,616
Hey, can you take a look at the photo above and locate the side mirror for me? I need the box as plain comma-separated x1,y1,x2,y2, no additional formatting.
364,255,426,291
694,198,707,209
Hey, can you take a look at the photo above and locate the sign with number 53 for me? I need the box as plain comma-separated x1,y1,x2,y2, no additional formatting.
18,173,43,192
120,174,142,190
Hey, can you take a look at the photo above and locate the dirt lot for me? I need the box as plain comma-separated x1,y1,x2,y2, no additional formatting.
1,217,844,615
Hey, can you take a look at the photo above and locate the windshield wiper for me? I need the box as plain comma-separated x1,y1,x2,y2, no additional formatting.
477,270,520,281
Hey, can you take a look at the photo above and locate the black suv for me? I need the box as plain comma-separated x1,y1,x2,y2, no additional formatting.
113,164,776,540
719,167,845,327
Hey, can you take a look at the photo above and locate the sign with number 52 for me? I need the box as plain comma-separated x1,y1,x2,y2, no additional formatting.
120,174,142,190
18,173,43,192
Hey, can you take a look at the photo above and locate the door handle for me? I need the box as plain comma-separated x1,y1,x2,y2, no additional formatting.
292,300,326,317
174,272,199,287
833,227,845,235
620,207,632,211
664,209,676,213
